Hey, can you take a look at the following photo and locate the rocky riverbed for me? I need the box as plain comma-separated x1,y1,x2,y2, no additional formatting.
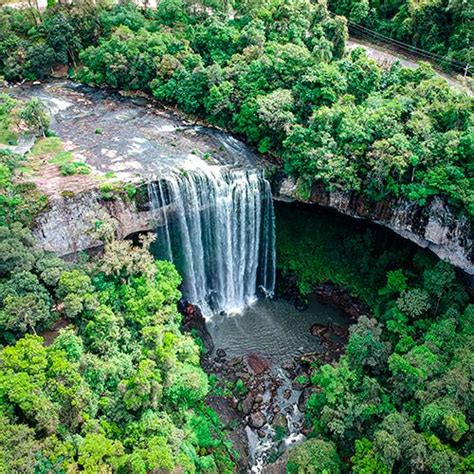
180,290,356,473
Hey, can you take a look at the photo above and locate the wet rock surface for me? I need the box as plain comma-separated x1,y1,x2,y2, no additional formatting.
179,296,356,472
313,283,369,320
278,272,369,320
180,300,214,353
186,310,351,472
246,353,271,375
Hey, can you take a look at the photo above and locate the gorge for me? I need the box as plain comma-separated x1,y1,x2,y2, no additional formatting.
1,71,473,474
2,80,470,472
1,0,473,471
19,81,472,278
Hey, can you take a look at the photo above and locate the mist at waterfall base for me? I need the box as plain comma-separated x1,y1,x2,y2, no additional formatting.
149,167,276,317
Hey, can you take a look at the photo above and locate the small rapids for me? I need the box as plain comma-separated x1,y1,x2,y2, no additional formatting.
148,166,276,316
207,296,349,472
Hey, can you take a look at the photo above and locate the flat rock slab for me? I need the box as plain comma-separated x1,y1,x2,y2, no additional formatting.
245,353,270,375
4,80,262,197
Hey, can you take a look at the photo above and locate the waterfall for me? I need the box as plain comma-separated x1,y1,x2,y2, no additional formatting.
148,166,276,316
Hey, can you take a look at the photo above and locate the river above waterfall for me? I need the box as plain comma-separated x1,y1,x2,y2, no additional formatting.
5,80,267,198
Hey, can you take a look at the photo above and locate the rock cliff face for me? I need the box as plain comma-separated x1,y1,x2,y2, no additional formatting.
32,190,154,256
15,81,472,276
35,177,473,279
276,177,473,275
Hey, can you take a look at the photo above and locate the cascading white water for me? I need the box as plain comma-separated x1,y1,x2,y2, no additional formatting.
148,166,276,316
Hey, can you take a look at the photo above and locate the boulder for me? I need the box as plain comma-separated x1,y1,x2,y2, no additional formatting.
254,394,264,404
272,413,288,432
249,412,267,429
297,389,311,412
216,348,227,359
245,353,270,375
242,393,254,415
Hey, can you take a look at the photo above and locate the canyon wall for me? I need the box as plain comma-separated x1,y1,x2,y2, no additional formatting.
275,177,473,275
33,177,473,277
32,190,154,256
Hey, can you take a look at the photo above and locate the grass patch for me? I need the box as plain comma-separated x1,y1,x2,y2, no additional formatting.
60,161,91,176
28,137,91,176
17,166,35,176
49,150,73,165
0,128,18,146
29,137,63,157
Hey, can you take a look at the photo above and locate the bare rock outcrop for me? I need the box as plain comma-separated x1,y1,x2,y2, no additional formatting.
32,190,154,256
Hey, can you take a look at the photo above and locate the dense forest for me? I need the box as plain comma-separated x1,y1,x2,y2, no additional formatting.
0,0,473,473
1,0,472,215
277,203,473,473
0,137,236,471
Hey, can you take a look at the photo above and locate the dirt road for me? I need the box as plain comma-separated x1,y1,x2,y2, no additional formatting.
347,37,471,94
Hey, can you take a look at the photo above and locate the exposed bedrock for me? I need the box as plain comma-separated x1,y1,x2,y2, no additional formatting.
32,176,473,280
21,81,472,276
275,177,473,276
32,190,154,256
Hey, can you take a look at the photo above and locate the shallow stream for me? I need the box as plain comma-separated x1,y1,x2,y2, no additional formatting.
207,295,348,472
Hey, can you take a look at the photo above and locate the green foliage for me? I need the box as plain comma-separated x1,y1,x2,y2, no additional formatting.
420,399,468,443
346,316,391,373
59,161,91,176
0,3,472,471
351,438,390,473
0,225,65,341
281,205,472,472
1,2,472,214
234,378,248,397
0,93,18,146
18,98,50,138
165,362,209,408
287,438,341,473
328,0,474,67
29,136,63,157
0,220,234,472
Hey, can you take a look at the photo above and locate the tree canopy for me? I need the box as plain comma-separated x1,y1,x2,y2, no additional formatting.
0,0,472,215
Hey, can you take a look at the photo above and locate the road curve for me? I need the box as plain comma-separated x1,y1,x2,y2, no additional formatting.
347,37,472,94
